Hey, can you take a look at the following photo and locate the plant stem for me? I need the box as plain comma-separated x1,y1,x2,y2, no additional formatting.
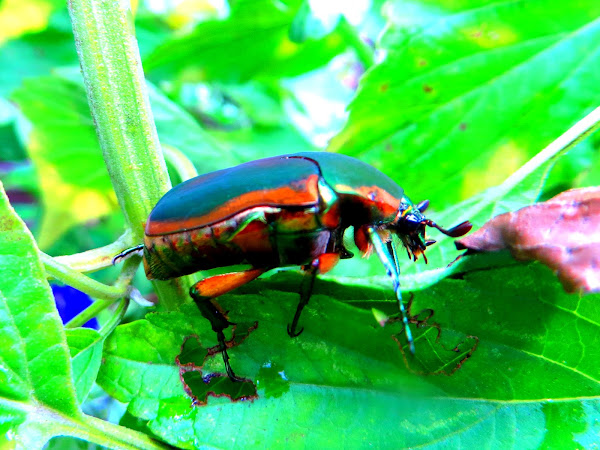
42,252,136,300
463,105,600,221
53,229,135,273
79,413,171,450
163,144,199,181
68,0,191,310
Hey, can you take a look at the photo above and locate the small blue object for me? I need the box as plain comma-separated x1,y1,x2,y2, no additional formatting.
52,284,99,329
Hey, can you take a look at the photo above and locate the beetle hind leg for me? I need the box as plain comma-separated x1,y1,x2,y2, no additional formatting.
190,268,266,381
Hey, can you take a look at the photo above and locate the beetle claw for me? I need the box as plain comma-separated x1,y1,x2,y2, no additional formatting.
287,324,304,338
216,330,245,382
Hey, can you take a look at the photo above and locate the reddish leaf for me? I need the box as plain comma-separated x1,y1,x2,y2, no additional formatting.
456,187,600,293
175,323,259,406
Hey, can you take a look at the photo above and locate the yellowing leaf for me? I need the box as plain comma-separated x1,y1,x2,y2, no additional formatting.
461,141,527,199
0,0,54,45
461,22,519,49
31,154,116,248
165,0,227,30
12,77,116,248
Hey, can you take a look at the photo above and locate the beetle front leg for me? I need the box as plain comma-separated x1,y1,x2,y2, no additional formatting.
365,226,415,354
189,268,266,381
288,253,340,338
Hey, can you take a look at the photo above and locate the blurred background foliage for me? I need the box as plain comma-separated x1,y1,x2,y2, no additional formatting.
2,0,599,258
2,0,599,264
2,0,600,447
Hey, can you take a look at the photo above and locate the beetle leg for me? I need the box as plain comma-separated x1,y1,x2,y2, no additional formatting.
112,244,144,265
287,253,340,338
365,227,416,354
287,261,318,338
190,268,267,381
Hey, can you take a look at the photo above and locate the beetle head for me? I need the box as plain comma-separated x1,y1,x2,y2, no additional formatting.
393,201,472,262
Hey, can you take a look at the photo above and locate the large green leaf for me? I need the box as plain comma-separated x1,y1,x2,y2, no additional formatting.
0,181,81,448
97,262,600,447
328,0,600,209
10,75,239,248
12,76,117,249
143,0,347,83
147,83,236,174
0,6,78,106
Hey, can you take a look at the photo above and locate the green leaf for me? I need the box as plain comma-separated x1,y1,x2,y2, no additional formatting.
0,0,67,48
144,0,347,82
148,83,237,174
328,0,600,209
11,76,117,249
0,9,78,97
65,328,104,404
97,262,600,447
0,181,81,447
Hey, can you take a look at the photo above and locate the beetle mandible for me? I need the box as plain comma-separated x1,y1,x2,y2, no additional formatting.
114,152,471,381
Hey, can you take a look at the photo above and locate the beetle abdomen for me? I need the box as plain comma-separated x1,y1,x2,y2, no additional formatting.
144,206,333,280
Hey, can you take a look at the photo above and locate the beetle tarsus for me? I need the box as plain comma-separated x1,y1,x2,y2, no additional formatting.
287,324,304,338
217,330,244,382
367,227,416,354
287,262,319,338
287,294,309,338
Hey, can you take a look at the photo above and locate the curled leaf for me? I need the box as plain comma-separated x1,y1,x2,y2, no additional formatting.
456,187,600,293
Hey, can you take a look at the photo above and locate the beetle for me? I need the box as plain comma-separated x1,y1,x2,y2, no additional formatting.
114,152,471,381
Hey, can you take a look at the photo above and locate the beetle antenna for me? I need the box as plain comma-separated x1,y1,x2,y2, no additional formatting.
425,220,472,238
366,227,415,354
416,199,429,213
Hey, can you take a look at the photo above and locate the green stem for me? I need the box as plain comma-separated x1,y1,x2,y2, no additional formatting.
97,297,129,337
68,0,191,310
163,144,199,181
1,397,170,450
79,413,171,450
463,105,600,221
53,229,135,273
42,252,136,300
65,285,132,329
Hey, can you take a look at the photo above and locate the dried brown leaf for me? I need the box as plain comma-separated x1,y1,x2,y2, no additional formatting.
456,187,600,293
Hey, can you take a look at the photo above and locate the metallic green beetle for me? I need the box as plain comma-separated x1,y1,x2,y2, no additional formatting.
115,152,471,380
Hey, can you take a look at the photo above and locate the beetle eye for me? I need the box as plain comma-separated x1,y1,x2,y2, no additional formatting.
401,213,425,232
